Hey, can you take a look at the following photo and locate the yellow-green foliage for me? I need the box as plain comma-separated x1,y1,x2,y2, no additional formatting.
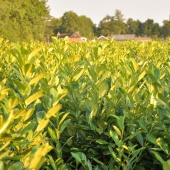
0,37,170,170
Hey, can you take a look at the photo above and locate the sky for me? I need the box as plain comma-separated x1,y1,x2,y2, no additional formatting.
47,0,170,25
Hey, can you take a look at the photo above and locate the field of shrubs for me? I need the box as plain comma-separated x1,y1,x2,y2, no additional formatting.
0,37,170,170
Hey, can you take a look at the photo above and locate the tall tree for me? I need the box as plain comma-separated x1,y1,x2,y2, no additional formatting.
143,19,155,36
114,9,124,22
160,20,170,39
135,20,144,36
152,23,160,39
112,9,126,34
99,15,113,36
60,11,80,33
99,10,126,36
79,15,94,38
44,16,62,39
0,0,49,42
126,18,138,34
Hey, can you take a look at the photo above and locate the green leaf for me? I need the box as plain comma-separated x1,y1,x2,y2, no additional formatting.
65,136,74,146
36,119,49,132
27,47,43,63
25,90,44,106
0,141,10,152
8,162,23,170
138,120,148,133
10,78,26,92
114,116,124,132
0,111,13,135
109,130,120,146
46,104,62,118
124,131,140,142
28,73,46,86
136,132,144,146
58,112,69,128
96,139,108,145
113,125,122,137
71,152,92,170
28,143,52,170
0,151,10,160
129,147,145,166
163,160,170,170
10,66,24,81
20,121,36,135
151,151,170,170
8,97,19,109
22,64,35,78
60,119,71,133
156,138,169,154
146,134,157,145
71,152,81,162
48,155,57,170
0,161,4,170
24,108,35,121
154,98,167,108
72,68,84,81
92,157,105,166
108,146,117,159
98,81,109,98
48,127,58,142
138,71,146,82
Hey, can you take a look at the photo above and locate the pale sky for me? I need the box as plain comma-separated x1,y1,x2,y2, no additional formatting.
47,0,170,25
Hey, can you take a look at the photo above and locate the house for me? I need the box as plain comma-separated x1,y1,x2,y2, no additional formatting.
81,37,87,42
111,34,135,41
69,32,82,42
57,32,72,38
111,34,152,42
57,32,83,42
135,37,152,42
97,35,108,41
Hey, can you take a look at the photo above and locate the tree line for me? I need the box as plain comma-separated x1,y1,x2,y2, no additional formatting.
0,0,49,42
49,10,170,40
0,0,170,42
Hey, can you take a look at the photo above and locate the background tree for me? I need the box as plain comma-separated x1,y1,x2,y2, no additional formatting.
60,11,80,33
112,9,126,34
143,19,155,37
160,20,170,39
58,11,95,38
126,18,138,34
43,16,60,42
78,15,94,38
0,0,49,42
44,16,62,40
152,23,160,39
135,20,144,36
99,15,113,36
98,10,126,36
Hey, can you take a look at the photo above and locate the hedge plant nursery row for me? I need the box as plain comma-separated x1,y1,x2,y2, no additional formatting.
0,37,170,170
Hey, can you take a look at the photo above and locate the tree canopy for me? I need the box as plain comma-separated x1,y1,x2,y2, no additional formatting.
59,11,94,38
1,3,170,42
0,0,49,42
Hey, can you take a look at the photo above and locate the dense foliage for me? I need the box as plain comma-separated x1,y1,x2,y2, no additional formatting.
0,37,170,170
0,0,49,42
1,1,170,42
52,10,170,40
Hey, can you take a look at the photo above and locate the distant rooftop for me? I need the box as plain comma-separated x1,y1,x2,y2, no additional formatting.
111,34,135,40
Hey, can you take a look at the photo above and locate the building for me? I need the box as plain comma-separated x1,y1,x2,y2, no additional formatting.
69,32,82,42
111,34,151,42
57,32,83,42
135,37,152,42
111,34,135,41
97,35,108,41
